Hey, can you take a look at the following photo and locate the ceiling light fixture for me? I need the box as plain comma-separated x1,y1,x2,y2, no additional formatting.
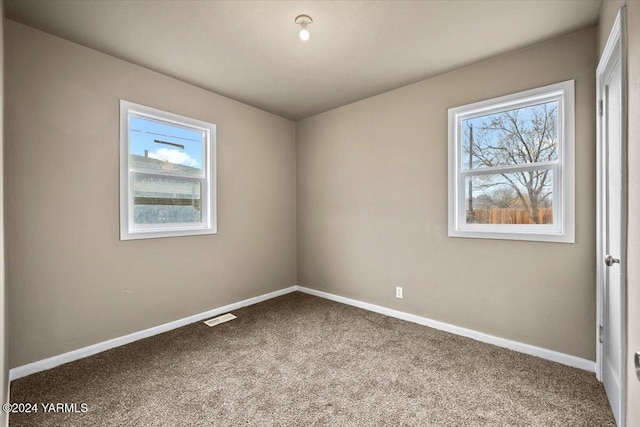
295,14,313,41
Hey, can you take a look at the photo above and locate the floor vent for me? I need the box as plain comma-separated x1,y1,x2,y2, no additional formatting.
204,313,237,327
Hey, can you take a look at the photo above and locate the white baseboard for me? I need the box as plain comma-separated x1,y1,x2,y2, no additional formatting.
296,286,596,373
9,286,298,381
10,284,595,381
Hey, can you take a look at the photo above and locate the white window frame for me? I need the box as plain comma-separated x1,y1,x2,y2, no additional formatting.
120,100,217,240
447,80,575,243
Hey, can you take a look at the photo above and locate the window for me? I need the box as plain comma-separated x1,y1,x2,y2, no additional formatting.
448,80,574,243
120,101,216,240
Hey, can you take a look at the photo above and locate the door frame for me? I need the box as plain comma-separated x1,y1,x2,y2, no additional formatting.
596,6,627,425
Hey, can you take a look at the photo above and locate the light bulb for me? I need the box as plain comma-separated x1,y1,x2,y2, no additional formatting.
295,14,312,41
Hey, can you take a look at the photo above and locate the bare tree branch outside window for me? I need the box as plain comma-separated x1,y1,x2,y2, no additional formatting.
462,101,557,225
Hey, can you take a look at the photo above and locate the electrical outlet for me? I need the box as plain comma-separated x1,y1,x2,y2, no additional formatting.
396,286,403,299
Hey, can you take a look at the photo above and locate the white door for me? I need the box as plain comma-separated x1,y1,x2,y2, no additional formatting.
597,8,626,426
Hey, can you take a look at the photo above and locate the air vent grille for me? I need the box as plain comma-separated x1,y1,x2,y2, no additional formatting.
204,313,237,327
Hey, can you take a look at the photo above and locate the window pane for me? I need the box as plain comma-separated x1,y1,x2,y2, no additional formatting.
133,175,202,224
462,101,558,170
464,171,553,225
129,115,204,177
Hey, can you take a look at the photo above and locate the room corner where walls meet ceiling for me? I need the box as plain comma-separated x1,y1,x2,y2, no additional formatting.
3,0,601,120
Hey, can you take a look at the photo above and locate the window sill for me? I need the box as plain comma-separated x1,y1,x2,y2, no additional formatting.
448,228,574,243
120,226,217,241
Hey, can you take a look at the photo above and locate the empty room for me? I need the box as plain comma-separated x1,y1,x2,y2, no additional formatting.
0,0,639,426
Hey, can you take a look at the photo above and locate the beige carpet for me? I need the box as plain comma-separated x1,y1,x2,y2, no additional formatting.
10,292,614,426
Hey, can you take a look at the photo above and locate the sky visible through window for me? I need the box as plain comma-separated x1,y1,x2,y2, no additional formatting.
461,101,558,170
129,116,204,171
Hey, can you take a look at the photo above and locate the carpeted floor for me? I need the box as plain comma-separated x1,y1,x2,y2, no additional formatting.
10,292,614,426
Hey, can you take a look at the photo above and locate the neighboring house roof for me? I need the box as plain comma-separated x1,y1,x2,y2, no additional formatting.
130,155,201,199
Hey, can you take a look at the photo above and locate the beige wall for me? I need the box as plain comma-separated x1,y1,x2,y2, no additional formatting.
599,1,640,424
4,20,297,367
598,0,626,56
297,28,597,360
0,5,7,427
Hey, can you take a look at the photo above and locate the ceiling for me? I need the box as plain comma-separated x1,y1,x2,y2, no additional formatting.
5,0,602,120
